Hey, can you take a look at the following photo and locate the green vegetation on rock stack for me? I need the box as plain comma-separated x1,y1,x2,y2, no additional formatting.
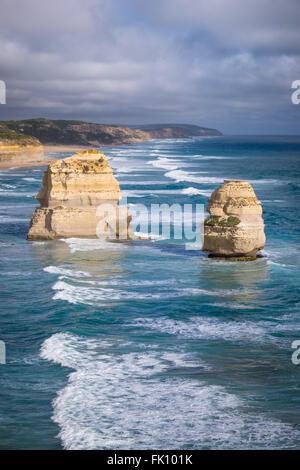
204,216,241,227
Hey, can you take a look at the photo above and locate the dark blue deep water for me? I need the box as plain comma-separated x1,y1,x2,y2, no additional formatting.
0,135,299,449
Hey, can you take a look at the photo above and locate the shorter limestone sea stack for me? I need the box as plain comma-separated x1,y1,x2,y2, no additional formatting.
203,180,265,260
27,150,133,240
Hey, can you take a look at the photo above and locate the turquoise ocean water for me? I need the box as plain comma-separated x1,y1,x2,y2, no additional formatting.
0,135,299,449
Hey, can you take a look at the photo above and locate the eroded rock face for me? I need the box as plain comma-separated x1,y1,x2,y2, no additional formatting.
203,180,265,259
0,125,44,165
0,143,44,164
27,150,133,240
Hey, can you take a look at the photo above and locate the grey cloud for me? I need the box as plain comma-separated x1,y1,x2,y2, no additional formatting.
126,0,300,53
0,0,98,33
0,0,299,133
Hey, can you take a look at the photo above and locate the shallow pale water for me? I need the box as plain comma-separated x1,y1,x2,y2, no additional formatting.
0,135,299,449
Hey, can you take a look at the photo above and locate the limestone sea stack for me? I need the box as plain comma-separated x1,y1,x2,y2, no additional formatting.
27,150,133,240
203,180,265,260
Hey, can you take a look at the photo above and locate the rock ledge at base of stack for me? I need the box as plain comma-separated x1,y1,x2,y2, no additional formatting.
203,180,265,261
27,150,133,240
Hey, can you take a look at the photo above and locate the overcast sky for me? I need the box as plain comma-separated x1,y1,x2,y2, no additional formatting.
0,0,299,133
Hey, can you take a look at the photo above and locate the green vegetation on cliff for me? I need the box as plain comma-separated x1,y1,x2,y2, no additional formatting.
0,118,222,146
0,124,41,146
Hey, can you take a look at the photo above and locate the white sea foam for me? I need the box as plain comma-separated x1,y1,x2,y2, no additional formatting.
84,278,175,287
165,169,224,184
164,170,279,186
52,280,172,304
40,332,298,450
262,247,299,268
122,190,145,198
130,316,278,344
192,155,231,160
44,266,91,278
51,277,255,306
120,180,167,185
124,189,192,198
181,187,212,196
22,177,38,182
62,238,129,254
134,231,165,240
0,183,16,189
0,191,36,197
262,200,285,203
250,179,279,185
110,157,148,174
0,215,28,223
147,157,183,170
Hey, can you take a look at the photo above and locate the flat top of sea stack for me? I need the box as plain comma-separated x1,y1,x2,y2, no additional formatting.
67,149,106,159
60,149,108,162
50,149,109,172
224,179,249,184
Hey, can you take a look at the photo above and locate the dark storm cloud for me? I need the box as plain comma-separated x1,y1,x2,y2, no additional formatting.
0,0,299,133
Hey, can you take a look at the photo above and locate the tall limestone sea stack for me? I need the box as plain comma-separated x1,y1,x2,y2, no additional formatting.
27,150,133,240
203,180,265,260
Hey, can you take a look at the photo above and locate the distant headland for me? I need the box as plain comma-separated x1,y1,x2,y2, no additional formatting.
0,118,222,168
0,118,222,146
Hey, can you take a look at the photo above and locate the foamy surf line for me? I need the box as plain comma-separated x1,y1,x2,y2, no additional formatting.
124,187,211,197
181,187,212,196
129,316,283,344
44,266,91,278
40,332,299,449
50,279,259,306
165,170,224,184
62,238,130,253
164,170,280,185
147,157,185,170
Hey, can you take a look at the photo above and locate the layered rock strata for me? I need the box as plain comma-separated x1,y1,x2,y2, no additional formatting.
0,124,44,165
203,180,265,260
27,150,133,240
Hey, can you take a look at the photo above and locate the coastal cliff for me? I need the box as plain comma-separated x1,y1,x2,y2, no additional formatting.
203,180,265,260
132,123,222,138
0,124,44,165
27,150,133,240
1,119,222,147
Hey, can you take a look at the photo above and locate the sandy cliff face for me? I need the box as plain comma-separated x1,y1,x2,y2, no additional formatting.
0,143,44,164
203,180,265,259
27,150,133,240
0,124,44,165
